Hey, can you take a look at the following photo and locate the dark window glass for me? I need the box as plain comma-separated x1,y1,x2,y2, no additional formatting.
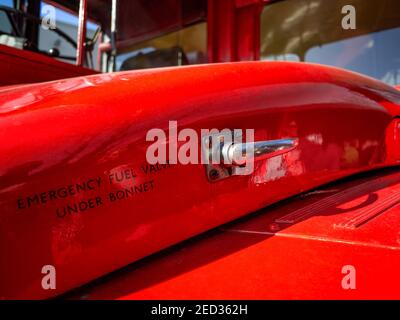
116,22,207,71
38,2,100,67
0,0,100,69
0,9,12,34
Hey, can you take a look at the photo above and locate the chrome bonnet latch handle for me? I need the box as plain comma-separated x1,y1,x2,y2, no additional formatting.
202,130,298,182
222,138,298,166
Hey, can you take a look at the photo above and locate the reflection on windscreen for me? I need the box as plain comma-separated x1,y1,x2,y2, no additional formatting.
260,0,400,85
306,29,400,85
116,22,207,71
38,2,99,66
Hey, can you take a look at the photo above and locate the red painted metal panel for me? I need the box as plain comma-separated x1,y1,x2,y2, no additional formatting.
385,118,400,163
208,0,262,62
235,4,262,61
0,44,96,86
0,61,400,299
208,0,235,62
235,0,262,8
65,168,400,299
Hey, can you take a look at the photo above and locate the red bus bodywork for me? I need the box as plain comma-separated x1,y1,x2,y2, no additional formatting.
2,0,400,300
1,61,400,298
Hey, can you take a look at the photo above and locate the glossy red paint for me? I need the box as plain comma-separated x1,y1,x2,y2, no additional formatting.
65,168,400,300
0,61,400,299
0,44,96,86
208,0,263,62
